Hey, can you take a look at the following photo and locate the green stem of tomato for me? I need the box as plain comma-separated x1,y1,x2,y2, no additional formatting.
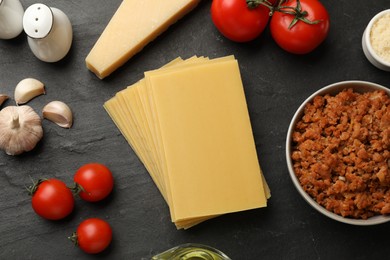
246,0,274,11
69,182,85,196
26,178,46,196
68,232,79,246
277,0,321,29
247,0,322,29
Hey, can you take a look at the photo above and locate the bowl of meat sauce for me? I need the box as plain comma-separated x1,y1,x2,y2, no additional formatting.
286,81,390,225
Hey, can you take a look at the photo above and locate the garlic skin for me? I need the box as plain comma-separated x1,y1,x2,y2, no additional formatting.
14,78,45,105
42,101,73,128
0,106,43,155
0,94,9,107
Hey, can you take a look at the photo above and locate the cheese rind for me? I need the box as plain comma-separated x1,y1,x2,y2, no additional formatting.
86,0,200,79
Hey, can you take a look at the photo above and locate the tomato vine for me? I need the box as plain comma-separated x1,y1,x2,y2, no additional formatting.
246,0,322,29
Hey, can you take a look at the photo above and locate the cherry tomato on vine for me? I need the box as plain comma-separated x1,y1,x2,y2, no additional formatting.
69,218,113,254
270,0,330,54
211,0,272,42
29,178,74,220
73,163,114,202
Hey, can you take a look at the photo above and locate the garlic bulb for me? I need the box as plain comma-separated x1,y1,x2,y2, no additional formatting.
0,106,43,155
42,101,73,128
14,78,45,105
0,94,9,107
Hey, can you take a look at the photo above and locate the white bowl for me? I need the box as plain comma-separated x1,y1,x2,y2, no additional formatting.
362,9,390,71
286,80,390,225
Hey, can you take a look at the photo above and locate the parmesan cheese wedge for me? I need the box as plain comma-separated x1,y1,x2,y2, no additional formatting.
85,0,201,79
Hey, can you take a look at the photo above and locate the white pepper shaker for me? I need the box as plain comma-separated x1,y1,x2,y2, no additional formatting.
0,0,24,39
23,3,72,62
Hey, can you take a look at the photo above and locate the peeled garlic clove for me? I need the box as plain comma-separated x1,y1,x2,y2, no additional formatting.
0,94,9,107
42,101,73,128
0,105,43,155
14,78,45,105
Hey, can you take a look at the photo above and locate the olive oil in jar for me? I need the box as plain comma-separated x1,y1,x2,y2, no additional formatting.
152,243,231,260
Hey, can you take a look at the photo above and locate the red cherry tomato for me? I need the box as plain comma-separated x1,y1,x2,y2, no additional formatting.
74,163,114,202
30,179,74,220
270,0,330,54
73,218,113,254
211,0,271,42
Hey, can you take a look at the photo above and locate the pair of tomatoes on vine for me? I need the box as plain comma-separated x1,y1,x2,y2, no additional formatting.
27,163,114,254
211,0,330,54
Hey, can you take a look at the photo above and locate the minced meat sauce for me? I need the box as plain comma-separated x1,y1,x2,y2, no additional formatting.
291,88,390,219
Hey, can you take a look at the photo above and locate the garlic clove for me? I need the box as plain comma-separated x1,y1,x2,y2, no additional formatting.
14,78,45,105
0,94,9,107
42,101,73,128
0,105,43,155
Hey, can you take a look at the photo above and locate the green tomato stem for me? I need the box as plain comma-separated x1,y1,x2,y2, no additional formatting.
246,0,274,11
68,182,85,196
68,232,79,246
276,0,322,29
26,178,46,196
247,0,322,29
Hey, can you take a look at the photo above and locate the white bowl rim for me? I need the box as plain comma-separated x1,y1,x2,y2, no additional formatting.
286,80,390,225
363,9,390,68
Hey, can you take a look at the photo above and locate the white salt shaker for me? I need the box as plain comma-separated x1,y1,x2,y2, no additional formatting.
0,0,24,39
23,3,72,62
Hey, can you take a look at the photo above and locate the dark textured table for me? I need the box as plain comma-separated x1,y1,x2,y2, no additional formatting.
1,0,389,259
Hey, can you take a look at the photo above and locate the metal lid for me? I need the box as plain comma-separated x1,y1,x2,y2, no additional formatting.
23,3,53,39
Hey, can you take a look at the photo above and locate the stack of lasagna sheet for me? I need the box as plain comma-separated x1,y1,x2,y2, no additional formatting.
104,55,270,229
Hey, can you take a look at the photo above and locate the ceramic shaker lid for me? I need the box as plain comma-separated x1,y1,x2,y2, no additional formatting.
23,3,53,39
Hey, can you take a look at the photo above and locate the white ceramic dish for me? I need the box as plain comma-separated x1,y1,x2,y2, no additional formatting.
286,80,390,225
362,9,390,71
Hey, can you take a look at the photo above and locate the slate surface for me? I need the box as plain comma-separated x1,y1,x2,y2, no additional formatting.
0,0,389,259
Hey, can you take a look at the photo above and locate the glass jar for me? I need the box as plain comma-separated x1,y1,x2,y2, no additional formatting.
152,243,231,260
